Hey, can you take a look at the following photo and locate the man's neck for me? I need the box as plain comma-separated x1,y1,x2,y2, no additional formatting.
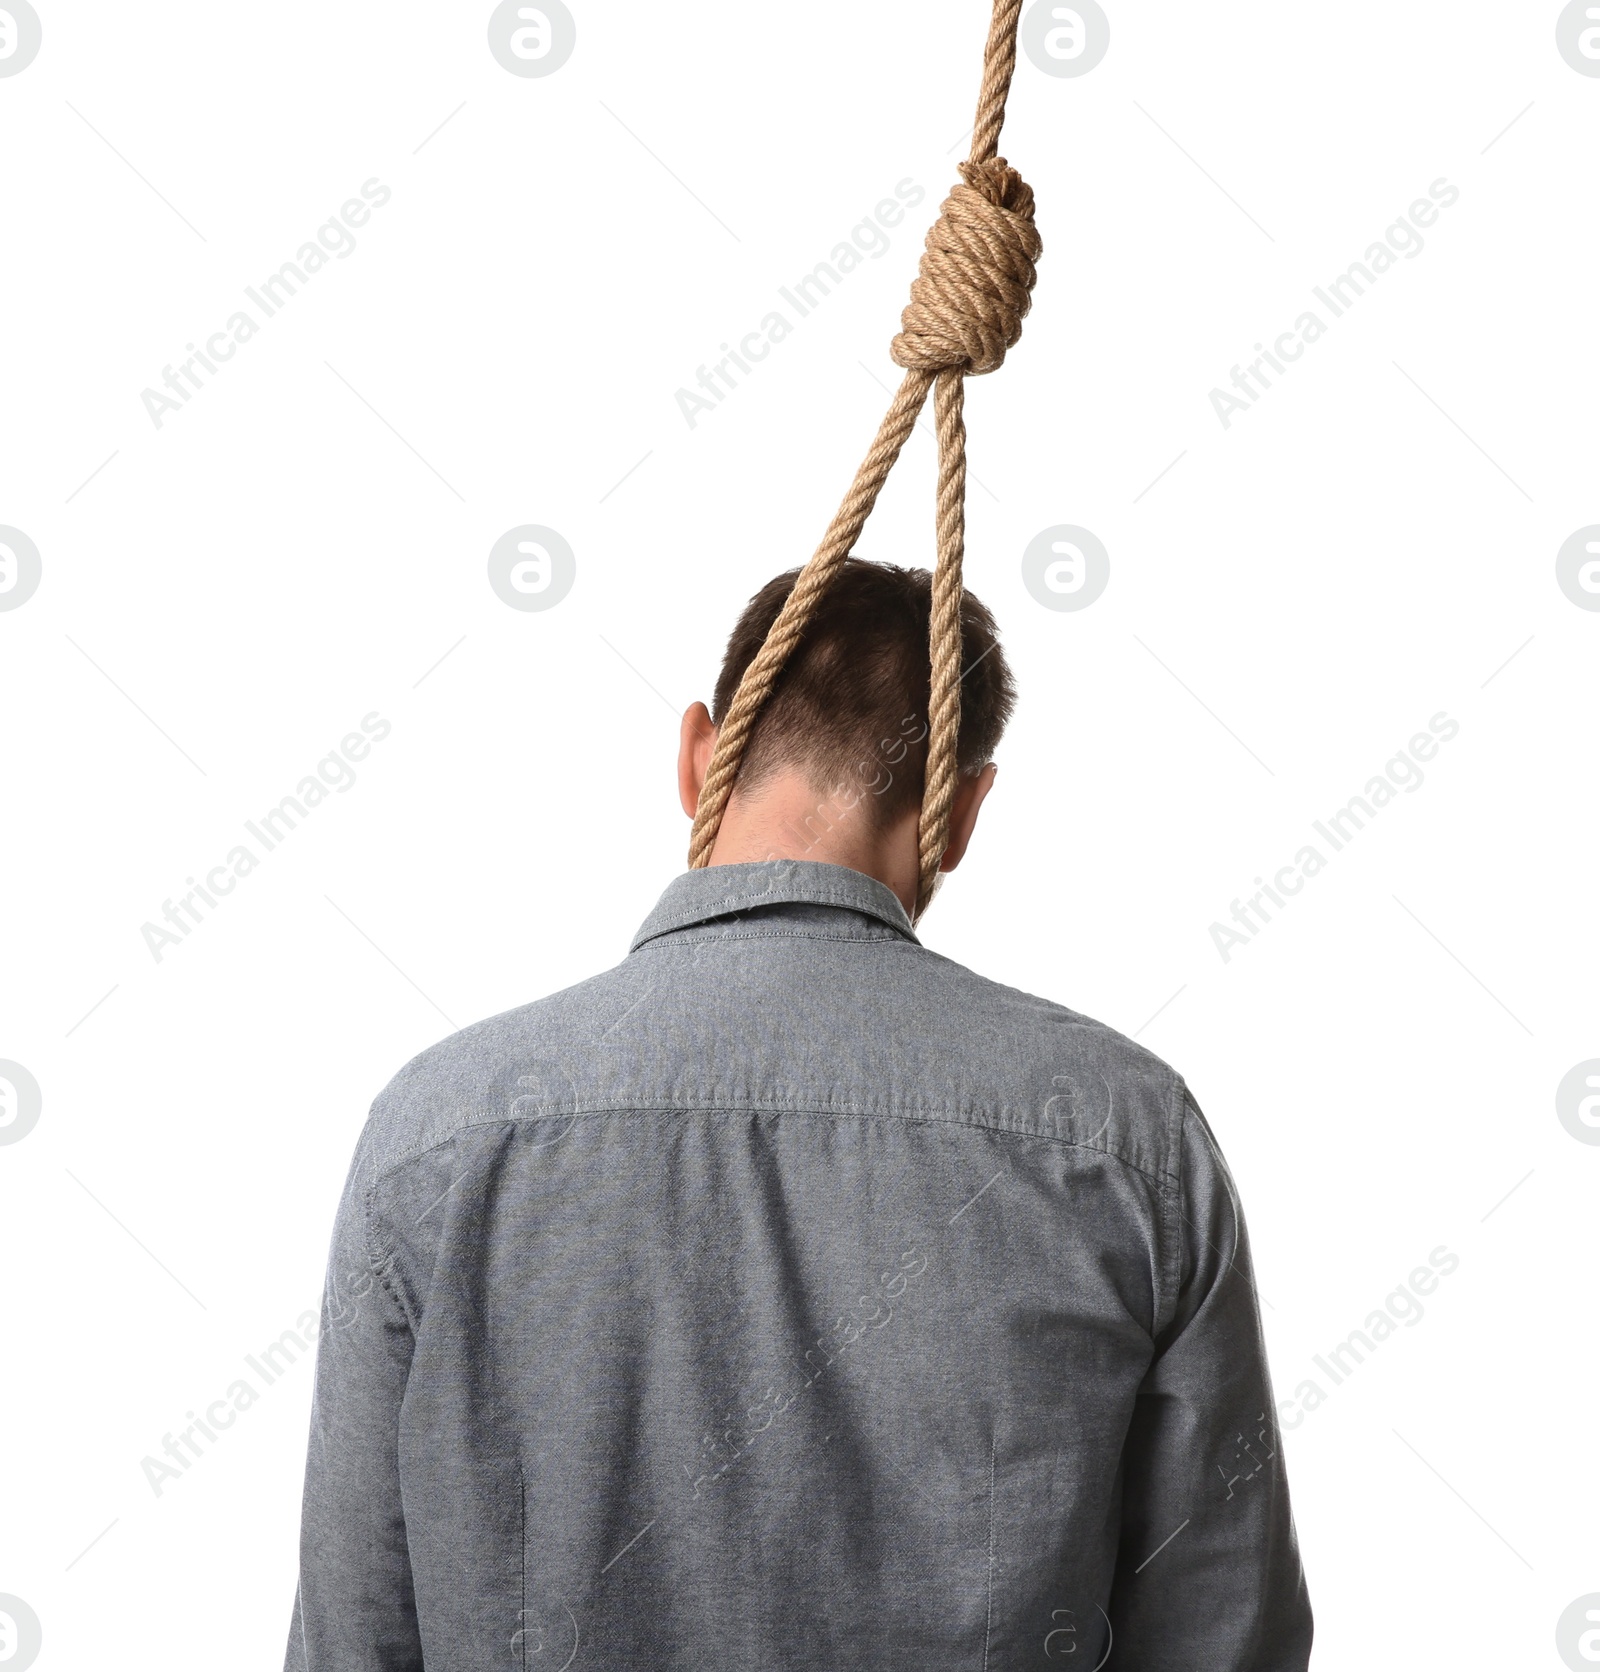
705,768,921,918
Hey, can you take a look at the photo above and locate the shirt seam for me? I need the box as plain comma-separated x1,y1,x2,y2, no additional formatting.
633,927,913,949
1154,1080,1188,1338
358,1116,419,1334
374,1102,1180,1195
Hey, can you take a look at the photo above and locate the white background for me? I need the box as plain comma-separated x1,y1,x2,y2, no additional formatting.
1,2,1596,1667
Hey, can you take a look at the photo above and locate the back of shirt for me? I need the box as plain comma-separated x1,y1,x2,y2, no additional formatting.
285,861,1312,1671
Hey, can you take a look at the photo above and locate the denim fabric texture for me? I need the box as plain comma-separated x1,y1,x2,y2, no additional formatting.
285,860,1312,1670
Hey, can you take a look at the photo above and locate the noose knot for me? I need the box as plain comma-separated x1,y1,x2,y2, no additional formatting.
890,156,1042,378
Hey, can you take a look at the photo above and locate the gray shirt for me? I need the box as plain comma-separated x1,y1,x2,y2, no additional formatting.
286,860,1312,1670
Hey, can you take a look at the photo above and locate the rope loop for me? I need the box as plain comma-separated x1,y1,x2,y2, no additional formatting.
891,157,1041,379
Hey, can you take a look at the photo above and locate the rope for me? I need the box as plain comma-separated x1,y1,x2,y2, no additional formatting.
688,0,1041,918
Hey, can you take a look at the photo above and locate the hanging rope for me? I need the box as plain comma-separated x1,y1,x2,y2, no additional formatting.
688,0,1041,918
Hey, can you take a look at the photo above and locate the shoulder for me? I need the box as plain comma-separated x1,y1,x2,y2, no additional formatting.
909,948,1191,1189
358,963,631,1181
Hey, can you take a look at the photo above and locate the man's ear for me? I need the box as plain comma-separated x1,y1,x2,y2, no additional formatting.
938,762,997,873
678,703,716,819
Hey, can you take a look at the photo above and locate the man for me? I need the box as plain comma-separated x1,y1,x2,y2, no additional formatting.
286,559,1313,1670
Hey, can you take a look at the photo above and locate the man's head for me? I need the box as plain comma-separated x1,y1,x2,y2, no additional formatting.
677,558,1016,914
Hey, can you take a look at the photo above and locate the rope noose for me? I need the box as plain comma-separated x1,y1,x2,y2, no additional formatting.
688,0,1041,919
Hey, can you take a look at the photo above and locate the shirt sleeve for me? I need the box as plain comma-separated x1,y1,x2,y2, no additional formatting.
1104,1094,1313,1670
284,1120,424,1672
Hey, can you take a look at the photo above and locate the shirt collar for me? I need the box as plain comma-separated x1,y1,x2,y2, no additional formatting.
629,860,920,952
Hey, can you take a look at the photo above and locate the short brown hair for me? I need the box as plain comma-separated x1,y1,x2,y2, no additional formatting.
711,558,1016,824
